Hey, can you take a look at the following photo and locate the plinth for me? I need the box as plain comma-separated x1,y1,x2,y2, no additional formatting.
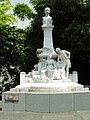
2,81,90,112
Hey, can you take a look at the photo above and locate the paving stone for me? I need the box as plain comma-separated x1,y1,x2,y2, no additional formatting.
0,110,90,120
77,110,90,120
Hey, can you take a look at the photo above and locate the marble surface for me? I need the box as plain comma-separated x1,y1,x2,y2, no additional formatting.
10,82,89,93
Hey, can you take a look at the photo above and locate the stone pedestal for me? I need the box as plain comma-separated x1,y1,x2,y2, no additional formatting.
2,80,90,112
2,91,90,112
42,26,54,49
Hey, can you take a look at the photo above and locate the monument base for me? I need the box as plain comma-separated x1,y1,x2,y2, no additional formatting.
9,81,88,92
2,91,90,112
2,81,90,112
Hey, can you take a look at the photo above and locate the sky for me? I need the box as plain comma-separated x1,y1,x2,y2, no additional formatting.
10,0,31,7
10,0,33,29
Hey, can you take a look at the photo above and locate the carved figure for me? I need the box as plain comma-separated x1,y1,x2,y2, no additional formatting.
42,7,52,26
45,54,55,69
56,47,71,79
36,48,43,57
40,70,50,81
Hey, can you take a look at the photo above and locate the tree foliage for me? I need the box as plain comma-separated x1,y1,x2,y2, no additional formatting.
0,24,26,97
0,0,27,97
14,3,32,20
0,24,26,68
0,0,16,25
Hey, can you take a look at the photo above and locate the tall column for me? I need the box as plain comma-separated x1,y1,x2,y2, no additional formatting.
42,26,54,49
37,7,57,59
42,7,54,49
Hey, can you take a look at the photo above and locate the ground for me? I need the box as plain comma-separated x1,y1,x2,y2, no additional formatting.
0,110,90,120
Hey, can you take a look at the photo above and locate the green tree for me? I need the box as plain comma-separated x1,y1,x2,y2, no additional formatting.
0,25,26,68
0,24,26,97
0,0,16,25
14,3,32,20
0,0,28,96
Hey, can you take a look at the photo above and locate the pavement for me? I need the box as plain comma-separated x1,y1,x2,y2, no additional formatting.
0,110,90,120
0,101,90,120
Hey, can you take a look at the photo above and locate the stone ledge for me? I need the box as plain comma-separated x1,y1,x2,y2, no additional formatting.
10,82,89,93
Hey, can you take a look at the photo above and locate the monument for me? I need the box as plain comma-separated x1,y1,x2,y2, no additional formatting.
2,7,90,112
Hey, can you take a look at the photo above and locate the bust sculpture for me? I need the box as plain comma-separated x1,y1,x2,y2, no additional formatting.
42,7,53,26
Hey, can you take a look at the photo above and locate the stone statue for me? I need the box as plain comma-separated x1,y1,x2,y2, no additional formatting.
42,7,52,26
45,54,55,69
36,48,43,57
56,47,71,79
40,70,50,81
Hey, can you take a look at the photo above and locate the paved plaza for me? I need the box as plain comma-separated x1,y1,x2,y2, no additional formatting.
0,101,90,120
0,110,90,120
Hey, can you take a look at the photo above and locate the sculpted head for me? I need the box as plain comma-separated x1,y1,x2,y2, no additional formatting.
56,47,61,53
44,7,50,16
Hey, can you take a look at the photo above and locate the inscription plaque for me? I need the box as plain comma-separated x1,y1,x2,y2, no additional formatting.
5,93,19,101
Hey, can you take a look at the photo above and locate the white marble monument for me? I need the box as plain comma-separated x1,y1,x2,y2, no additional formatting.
7,7,88,92
2,7,90,112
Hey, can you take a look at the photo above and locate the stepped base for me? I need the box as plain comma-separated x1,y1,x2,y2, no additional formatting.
10,81,88,92
2,81,90,112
